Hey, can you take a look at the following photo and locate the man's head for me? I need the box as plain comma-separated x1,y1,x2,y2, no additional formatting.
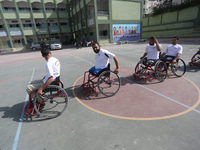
149,37,155,45
172,36,179,45
92,42,100,53
41,49,52,60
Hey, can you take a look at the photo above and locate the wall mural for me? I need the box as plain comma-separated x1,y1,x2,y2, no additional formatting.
113,24,140,43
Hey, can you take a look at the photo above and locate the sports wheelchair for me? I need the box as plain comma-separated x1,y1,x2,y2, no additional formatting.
80,64,121,97
164,58,186,77
189,51,200,68
133,58,168,84
24,77,68,119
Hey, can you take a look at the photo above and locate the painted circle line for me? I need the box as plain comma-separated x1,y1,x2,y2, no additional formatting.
73,67,200,120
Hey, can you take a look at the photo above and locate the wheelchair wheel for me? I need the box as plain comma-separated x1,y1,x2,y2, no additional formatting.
171,58,186,77
155,61,168,82
191,53,200,64
33,85,68,118
135,61,146,75
97,70,121,97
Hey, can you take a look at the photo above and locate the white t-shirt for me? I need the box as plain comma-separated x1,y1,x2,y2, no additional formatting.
164,44,183,56
95,49,115,69
145,44,162,59
43,57,60,83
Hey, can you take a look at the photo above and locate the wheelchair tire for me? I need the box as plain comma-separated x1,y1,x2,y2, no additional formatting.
97,70,121,97
155,61,168,82
171,58,186,77
135,61,146,74
33,85,68,118
191,53,200,64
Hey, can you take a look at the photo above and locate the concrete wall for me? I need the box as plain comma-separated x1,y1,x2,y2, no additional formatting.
142,6,200,38
112,0,141,21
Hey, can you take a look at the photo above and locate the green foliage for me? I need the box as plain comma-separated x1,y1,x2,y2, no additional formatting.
151,0,200,16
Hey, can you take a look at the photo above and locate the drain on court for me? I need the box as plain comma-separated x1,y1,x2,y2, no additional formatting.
73,67,200,120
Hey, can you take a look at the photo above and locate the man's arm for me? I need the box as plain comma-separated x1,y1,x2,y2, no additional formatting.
154,38,162,51
140,53,147,59
113,56,119,74
173,53,181,63
160,52,166,58
37,76,53,96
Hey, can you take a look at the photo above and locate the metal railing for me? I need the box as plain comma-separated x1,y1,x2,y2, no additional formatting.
97,10,109,16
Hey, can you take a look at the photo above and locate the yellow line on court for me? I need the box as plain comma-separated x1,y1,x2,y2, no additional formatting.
72,75,200,120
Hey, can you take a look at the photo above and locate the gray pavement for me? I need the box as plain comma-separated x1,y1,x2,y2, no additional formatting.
0,41,200,150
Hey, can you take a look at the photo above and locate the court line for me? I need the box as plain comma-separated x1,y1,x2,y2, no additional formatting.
12,68,35,150
120,76,200,114
70,54,200,114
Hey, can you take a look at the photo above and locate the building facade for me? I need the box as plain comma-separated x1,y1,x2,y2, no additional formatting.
0,0,143,50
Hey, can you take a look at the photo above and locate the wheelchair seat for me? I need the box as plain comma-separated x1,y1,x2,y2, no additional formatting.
89,63,110,77
145,60,157,66
142,58,157,66
51,76,64,88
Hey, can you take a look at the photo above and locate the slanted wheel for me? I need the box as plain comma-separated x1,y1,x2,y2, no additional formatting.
171,58,186,77
33,85,68,118
135,61,146,75
97,70,121,97
191,53,200,64
155,61,168,82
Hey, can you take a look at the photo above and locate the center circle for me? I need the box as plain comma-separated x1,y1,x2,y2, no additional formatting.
73,66,200,120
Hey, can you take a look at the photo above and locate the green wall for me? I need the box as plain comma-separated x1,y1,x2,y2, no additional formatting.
112,0,141,21
142,6,200,38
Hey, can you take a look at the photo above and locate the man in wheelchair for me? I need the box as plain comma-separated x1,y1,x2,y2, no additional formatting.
160,36,183,65
26,49,61,99
89,42,119,76
140,37,162,66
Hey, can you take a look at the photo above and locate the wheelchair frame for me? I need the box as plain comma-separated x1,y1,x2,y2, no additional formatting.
189,52,200,68
133,59,168,84
24,79,68,119
80,69,121,97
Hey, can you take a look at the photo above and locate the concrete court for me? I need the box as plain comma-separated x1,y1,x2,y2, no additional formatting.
0,42,200,150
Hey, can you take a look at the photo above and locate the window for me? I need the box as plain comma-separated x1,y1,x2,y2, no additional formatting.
23,24,33,27
19,8,30,12
14,39,21,44
61,22,68,26
90,32,93,36
10,24,19,28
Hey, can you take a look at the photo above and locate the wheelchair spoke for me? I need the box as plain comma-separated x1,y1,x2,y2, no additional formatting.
171,58,186,77
155,61,168,82
97,70,121,97
34,85,68,118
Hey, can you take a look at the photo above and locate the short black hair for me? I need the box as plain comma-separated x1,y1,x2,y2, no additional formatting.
149,37,155,40
173,36,179,40
41,49,50,57
92,42,100,46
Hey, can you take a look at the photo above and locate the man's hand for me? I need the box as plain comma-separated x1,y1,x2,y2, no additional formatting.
154,37,158,43
114,68,119,74
173,59,177,64
37,87,43,96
